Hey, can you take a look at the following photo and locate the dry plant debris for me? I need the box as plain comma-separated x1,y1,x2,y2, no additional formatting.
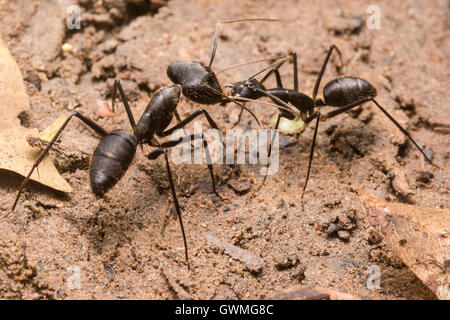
359,191,449,300
0,38,71,194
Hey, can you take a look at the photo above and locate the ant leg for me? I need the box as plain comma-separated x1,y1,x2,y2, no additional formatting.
301,112,321,198
321,98,438,167
147,149,189,269
174,110,182,123
8,112,108,215
112,80,137,129
312,44,342,102
232,102,246,129
268,114,281,159
292,51,299,91
260,61,284,87
160,109,221,137
257,114,282,191
158,134,221,199
209,18,280,68
173,109,191,138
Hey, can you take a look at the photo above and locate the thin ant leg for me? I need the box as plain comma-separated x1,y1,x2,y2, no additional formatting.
229,99,263,127
292,51,299,91
260,61,284,87
257,114,281,191
174,110,182,123
158,134,222,199
321,98,438,167
232,102,246,129
312,45,342,102
259,51,296,88
147,149,189,269
301,112,321,198
160,109,220,137
247,55,290,79
7,112,108,216
209,18,280,68
269,67,283,87
268,114,281,159
111,80,137,129
173,109,190,138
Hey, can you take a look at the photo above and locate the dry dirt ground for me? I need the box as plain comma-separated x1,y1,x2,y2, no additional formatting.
0,0,449,299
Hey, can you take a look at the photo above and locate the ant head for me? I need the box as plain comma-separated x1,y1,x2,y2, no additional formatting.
226,78,266,100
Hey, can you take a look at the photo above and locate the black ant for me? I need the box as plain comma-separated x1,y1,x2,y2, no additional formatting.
8,82,223,269
227,45,438,197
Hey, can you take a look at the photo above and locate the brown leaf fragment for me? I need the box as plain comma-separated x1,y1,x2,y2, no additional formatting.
0,38,71,194
272,285,360,300
0,38,29,122
0,121,72,193
205,233,264,273
359,191,450,300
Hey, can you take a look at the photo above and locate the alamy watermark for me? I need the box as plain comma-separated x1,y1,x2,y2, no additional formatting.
366,5,381,30
66,5,81,30
66,265,81,290
169,121,280,175
365,265,381,289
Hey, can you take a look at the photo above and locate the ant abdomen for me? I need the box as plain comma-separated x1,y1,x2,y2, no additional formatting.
90,129,137,196
323,76,377,107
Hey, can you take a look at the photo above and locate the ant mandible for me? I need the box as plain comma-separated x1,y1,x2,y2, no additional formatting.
227,45,438,198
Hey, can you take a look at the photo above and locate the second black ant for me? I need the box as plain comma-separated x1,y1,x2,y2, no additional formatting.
227,45,438,197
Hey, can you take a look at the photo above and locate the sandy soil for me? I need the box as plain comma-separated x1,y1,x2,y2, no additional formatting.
0,0,448,299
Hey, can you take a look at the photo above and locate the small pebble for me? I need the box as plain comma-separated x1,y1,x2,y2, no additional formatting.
423,147,434,161
227,178,251,195
367,230,382,245
337,230,351,241
105,265,114,280
274,254,299,270
326,223,340,236
62,43,73,53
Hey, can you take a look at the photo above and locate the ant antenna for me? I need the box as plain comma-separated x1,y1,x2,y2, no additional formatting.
216,55,290,75
209,18,281,68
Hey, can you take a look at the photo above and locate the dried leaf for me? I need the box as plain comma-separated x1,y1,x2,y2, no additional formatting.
268,114,305,135
359,191,449,300
272,285,360,300
0,121,72,193
0,37,72,194
38,115,66,142
0,37,29,122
